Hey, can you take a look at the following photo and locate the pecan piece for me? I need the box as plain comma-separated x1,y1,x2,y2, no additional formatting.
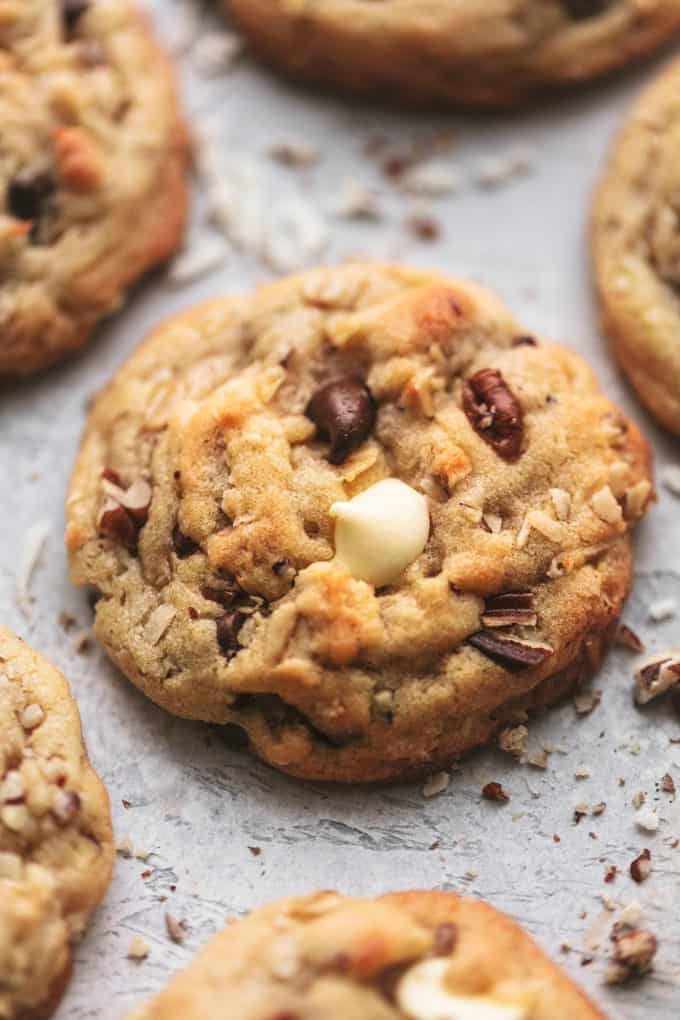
462,368,524,461
615,624,645,654
481,590,537,628
467,630,553,671
98,501,140,552
630,849,651,884
306,378,376,465
606,928,657,984
634,651,680,705
482,781,509,802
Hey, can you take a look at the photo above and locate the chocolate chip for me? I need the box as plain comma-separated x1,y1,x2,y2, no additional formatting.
467,630,553,671
432,923,458,955
272,558,290,576
481,591,537,628
172,525,198,559
98,504,140,553
216,611,245,657
512,335,537,347
7,173,55,223
62,0,90,33
306,377,376,465
462,368,524,461
201,585,236,608
562,0,609,18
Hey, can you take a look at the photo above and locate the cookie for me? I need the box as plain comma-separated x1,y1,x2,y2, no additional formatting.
125,890,607,1019
0,627,114,1019
0,0,189,377
66,263,653,783
593,57,680,434
225,0,680,108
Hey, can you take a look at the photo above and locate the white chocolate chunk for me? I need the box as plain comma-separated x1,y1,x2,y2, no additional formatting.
397,959,530,1020
330,479,430,587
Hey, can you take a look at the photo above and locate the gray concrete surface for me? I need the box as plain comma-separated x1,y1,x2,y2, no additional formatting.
1,2,679,1016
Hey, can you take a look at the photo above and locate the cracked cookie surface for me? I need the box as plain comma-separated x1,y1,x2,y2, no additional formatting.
593,57,680,434
0,0,189,376
125,890,607,1019
0,627,114,1020
66,263,653,782
225,0,680,107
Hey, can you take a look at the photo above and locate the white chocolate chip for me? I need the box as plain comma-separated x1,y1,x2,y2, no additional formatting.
397,959,530,1020
330,479,430,587
19,703,44,730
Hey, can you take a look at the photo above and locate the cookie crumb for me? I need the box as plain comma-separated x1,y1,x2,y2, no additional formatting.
498,725,528,758
606,927,657,984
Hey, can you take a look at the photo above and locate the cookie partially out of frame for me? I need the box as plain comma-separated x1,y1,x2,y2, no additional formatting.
0,627,114,1019
593,57,680,434
226,0,680,108
125,890,608,1020
0,0,189,376
66,263,653,783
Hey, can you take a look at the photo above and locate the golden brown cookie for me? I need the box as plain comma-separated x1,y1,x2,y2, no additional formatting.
0,627,114,1019
66,263,653,783
225,0,680,108
0,0,189,377
124,890,608,1020
593,57,680,434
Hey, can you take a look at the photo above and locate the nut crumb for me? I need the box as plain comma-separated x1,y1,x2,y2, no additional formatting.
482,781,509,803
615,624,645,653
127,937,150,961
661,773,676,795
165,913,186,944
497,724,528,758
573,689,602,715
606,928,657,983
630,849,651,883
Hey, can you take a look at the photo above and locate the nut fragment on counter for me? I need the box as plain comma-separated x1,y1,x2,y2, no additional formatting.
634,650,680,704
605,928,657,984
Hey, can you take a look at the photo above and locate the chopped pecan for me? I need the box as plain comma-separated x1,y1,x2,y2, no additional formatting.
606,928,657,984
482,781,509,802
462,368,523,461
615,624,645,654
630,849,651,884
481,591,537,628
468,630,552,671
634,651,680,705
98,501,139,552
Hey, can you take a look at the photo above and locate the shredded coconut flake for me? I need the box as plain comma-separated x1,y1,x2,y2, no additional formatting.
16,520,51,609
422,771,450,798
168,236,229,285
635,806,660,833
660,465,680,496
648,598,677,623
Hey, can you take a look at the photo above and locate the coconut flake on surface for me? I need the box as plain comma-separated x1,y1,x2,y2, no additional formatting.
648,598,677,623
168,236,229,285
16,520,51,611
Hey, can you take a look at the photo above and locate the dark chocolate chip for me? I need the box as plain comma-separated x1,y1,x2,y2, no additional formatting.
462,368,524,461
512,334,537,347
216,611,245,657
62,0,90,33
201,585,236,608
172,525,198,559
7,173,55,223
272,558,290,576
562,0,609,18
306,377,376,465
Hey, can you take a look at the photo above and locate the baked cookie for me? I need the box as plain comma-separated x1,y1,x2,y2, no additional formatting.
0,627,114,1019
225,0,680,108
125,890,607,1019
593,57,680,434
66,263,653,783
0,0,189,377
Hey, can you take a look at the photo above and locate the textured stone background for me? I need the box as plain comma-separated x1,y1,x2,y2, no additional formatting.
1,2,679,1016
